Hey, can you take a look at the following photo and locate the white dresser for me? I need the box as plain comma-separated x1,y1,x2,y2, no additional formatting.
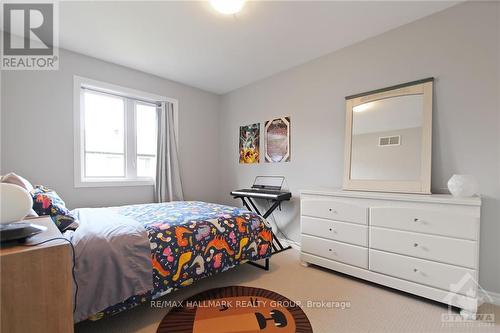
300,188,482,317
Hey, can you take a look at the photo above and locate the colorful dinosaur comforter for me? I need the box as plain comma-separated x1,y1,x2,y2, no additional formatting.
71,201,273,322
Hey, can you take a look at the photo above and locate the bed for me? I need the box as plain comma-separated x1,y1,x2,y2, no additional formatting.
66,201,273,322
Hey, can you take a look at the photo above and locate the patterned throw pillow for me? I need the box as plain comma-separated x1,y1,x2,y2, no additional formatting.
31,186,79,231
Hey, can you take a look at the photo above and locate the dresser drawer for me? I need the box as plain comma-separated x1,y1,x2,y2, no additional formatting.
301,199,367,224
302,216,368,246
370,207,478,240
301,235,368,268
369,250,476,296
370,227,476,268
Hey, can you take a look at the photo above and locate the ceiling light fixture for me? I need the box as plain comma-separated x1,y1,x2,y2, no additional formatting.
210,0,245,15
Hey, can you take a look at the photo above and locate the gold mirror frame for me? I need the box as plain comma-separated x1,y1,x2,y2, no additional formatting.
343,78,434,194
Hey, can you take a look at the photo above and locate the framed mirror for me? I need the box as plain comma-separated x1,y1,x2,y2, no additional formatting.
343,78,433,194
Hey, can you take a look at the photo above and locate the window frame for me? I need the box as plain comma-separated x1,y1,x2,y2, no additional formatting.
73,76,178,188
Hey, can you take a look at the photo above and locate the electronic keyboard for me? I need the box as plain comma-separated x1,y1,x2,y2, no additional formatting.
230,188,291,201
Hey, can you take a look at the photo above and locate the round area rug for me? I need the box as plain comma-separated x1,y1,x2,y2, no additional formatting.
157,286,313,333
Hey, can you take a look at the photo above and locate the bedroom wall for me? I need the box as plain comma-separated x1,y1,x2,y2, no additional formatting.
1,48,221,208
218,1,500,294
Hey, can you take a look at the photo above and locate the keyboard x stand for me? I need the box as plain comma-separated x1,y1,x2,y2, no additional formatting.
231,190,293,270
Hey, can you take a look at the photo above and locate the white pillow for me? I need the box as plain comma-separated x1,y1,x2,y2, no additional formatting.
0,172,34,192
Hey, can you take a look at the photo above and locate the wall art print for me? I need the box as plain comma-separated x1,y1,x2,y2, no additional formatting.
265,117,291,163
239,123,260,164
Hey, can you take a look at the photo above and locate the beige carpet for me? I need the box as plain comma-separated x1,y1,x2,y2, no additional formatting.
75,249,500,333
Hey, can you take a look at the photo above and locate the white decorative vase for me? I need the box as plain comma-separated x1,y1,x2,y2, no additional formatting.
447,174,478,197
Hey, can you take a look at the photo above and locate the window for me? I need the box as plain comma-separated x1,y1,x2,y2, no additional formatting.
83,91,126,178
74,77,177,187
135,103,158,178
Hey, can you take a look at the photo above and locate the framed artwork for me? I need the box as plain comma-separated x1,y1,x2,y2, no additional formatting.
239,123,260,164
265,116,291,162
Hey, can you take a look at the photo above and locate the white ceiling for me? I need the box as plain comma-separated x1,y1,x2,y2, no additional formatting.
59,1,458,94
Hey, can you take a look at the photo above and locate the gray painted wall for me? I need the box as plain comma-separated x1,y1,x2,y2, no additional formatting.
1,49,221,208
218,2,500,293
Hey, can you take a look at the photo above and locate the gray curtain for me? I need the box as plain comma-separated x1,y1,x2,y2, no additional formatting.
155,101,183,202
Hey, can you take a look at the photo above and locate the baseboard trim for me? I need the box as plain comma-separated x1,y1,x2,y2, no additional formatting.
275,237,300,251
287,240,301,251
484,290,500,306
